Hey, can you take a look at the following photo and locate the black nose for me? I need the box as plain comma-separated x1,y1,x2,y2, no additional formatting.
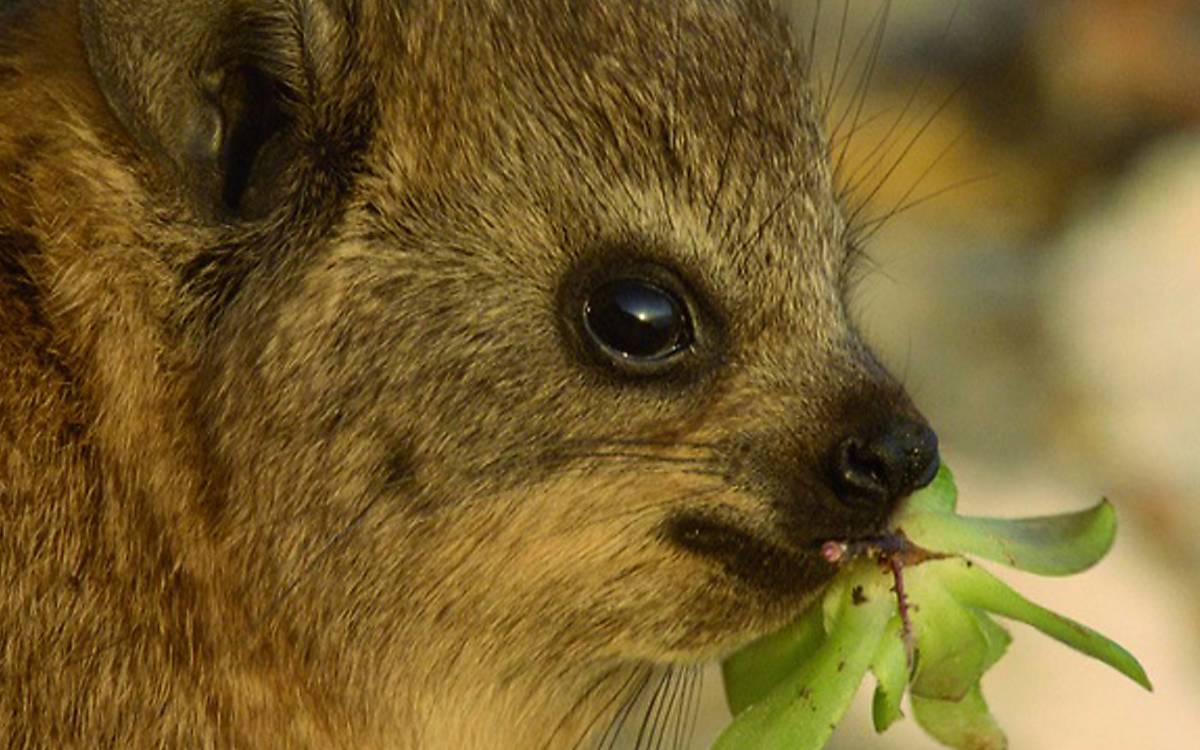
829,418,939,508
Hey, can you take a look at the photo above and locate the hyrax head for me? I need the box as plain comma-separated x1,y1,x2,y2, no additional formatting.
81,0,937,669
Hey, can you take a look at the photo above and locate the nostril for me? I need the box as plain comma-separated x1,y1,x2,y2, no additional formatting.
832,437,891,506
829,419,940,508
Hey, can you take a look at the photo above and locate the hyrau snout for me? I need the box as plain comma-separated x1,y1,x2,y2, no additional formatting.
828,417,940,511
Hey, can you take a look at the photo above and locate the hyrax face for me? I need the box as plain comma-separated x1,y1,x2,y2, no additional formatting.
72,0,937,694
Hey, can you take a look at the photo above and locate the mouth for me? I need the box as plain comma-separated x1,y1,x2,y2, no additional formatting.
662,512,839,599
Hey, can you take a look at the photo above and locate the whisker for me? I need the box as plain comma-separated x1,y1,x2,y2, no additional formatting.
837,1,965,209
727,165,807,257
831,0,892,184
735,110,900,261
552,451,718,467
705,51,751,234
669,666,700,750
632,669,674,750
832,103,902,151
826,0,888,141
542,486,731,541
599,668,656,750
684,666,704,750
543,464,724,486
822,0,851,116
558,437,720,451
836,66,931,206
716,138,767,257
843,78,968,234
544,456,723,484
805,0,824,104
562,666,647,750
655,668,690,750
856,172,994,245
546,667,622,750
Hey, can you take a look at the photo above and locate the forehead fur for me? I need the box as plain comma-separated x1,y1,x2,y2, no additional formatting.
363,1,822,172
340,0,847,340
353,2,834,246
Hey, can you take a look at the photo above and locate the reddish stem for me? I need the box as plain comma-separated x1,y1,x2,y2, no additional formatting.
890,555,917,669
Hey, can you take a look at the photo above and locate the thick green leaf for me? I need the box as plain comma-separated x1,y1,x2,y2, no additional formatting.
714,562,893,750
906,565,994,701
972,610,1012,674
897,500,1117,576
870,616,909,732
822,570,853,635
911,683,1008,750
932,558,1153,690
723,598,826,717
902,464,959,514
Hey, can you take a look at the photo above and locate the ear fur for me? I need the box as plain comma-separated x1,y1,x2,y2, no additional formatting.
78,0,341,219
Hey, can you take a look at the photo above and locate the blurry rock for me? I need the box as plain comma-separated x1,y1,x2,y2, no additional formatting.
1035,0,1200,146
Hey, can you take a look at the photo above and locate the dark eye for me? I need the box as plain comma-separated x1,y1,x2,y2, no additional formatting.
583,279,692,362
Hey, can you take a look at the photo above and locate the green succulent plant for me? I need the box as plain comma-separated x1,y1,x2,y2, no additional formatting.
718,466,1151,750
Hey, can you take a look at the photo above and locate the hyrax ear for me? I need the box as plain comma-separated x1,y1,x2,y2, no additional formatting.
79,0,341,219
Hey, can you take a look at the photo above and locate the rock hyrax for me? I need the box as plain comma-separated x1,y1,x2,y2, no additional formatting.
0,1,938,747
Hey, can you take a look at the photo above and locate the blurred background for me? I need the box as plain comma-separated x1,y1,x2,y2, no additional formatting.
691,1,1200,748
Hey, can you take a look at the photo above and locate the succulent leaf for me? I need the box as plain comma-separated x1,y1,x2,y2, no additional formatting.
911,683,1008,750
905,464,959,514
905,565,995,701
932,558,1152,690
723,597,827,717
870,616,909,732
972,610,1012,674
714,561,892,750
897,499,1117,576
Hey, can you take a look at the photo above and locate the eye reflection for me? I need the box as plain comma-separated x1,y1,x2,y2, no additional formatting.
583,279,692,362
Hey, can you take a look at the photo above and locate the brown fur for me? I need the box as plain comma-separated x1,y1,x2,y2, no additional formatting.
1,1,928,747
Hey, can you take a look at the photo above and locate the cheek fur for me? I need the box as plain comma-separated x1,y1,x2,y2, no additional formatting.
400,465,823,661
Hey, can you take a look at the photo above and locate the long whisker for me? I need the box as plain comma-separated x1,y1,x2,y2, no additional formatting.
805,0,824,106
560,666,648,750
822,0,851,116
632,669,674,750
831,0,892,183
522,486,731,545
684,666,704,750
832,103,902,151
836,67,932,206
837,1,966,213
639,671,674,750
558,437,720,451
551,451,718,467
544,465,725,489
855,172,993,245
715,131,767,256
599,668,656,750
826,0,888,141
705,50,751,234
669,666,702,750
545,667,621,750
652,667,687,750
843,78,968,234
738,3,895,259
